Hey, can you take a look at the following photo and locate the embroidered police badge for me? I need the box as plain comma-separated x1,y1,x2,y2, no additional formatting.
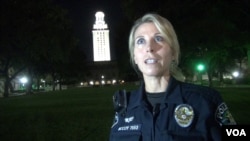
174,104,194,127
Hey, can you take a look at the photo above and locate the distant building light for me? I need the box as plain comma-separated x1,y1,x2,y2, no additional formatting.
95,81,100,85
41,79,45,83
101,80,105,84
120,80,125,84
107,80,111,84
112,79,116,84
89,81,94,85
223,75,233,79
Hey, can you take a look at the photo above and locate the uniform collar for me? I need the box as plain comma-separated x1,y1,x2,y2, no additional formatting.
128,76,184,110
164,76,184,104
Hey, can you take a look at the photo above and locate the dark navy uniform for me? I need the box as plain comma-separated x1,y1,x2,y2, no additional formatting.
109,76,236,141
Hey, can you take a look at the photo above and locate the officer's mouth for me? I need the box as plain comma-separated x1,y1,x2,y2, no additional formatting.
145,58,158,64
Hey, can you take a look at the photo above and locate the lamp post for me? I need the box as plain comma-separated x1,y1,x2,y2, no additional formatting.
232,71,239,84
20,77,28,90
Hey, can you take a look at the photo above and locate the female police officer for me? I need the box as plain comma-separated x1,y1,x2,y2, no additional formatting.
109,13,236,141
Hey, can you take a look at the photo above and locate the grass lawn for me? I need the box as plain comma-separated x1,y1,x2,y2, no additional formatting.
0,84,249,141
216,87,250,125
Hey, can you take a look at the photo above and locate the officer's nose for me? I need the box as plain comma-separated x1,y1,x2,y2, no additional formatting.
146,40,154,53
146,48,153,52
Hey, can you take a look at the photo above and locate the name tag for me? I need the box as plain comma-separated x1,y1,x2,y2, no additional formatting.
117,124,141,131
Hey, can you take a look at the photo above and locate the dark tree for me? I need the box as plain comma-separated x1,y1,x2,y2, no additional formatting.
0,0,79,96
119,0,249,85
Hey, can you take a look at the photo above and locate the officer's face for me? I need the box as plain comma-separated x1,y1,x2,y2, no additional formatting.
133,22,174,78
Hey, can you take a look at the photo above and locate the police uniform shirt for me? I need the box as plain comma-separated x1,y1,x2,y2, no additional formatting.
109,76,236,141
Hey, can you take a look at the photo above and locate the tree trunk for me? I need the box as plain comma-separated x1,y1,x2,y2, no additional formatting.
26,67,33,95
59,77,62,91
52,72,56,91
3,77,10,98
59,82,62,91
219,71,224,86
36,78,40,91
248,47,250,71
207,71,213,87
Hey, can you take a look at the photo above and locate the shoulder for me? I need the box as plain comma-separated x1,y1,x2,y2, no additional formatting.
112,90,130,115
180,82,237,125
180,82,223,105
181,82,219,93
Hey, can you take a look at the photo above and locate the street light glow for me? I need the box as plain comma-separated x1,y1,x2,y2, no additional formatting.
197,63,205,72
20,77,28,84
232,71,239,77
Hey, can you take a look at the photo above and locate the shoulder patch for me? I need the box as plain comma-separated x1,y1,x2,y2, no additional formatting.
215,102,236,125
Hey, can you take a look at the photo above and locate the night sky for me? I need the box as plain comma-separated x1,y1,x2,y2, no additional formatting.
55,0,124,61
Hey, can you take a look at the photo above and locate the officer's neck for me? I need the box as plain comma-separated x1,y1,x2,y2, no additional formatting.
143,75,170,93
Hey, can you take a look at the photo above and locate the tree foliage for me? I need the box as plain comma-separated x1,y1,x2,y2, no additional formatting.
119,0,249,85
0,0,80,97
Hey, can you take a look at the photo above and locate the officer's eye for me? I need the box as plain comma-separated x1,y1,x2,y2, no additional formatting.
135,38,145,45
155,36,164,42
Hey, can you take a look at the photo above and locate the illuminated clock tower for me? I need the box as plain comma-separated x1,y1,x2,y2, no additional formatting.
92,11,111,62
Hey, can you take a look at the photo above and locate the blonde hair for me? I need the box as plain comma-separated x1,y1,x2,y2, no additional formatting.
128,13,184,81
